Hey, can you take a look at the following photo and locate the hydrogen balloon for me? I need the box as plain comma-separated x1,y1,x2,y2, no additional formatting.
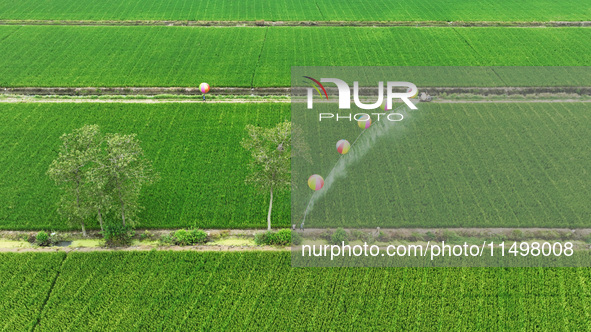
336,139,350,154
358,116,371,129
199,82,210,94
307,174,324,191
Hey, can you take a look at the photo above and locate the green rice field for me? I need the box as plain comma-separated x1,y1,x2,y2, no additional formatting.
0,0,589,22
0,26,589,87
1,102,590,230
2,251,591,331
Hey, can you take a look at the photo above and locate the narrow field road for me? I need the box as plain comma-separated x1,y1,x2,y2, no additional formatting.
0,98,291,103
1,97,589,104
0,245,290,253
1,19,590,27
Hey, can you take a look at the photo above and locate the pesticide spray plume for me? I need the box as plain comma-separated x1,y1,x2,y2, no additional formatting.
300,100,418,228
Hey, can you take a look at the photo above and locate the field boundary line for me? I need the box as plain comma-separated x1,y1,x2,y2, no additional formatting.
250,27,269,88
1,20,591,27
1,98,590,104
3,227,591,237
0,98,291,103
0,246,291,253
433,99,591,103
2,86,591,96
31,252,67,331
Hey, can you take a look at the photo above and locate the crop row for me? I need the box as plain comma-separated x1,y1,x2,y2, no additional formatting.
0,251,583,330
0,102,290,230
0,0,588,22
0,26,590,87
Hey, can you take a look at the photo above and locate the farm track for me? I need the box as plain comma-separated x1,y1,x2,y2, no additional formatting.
1,19,590,27
0,245,290,253
0,98,290,103
3,86,591,96
4,227,591,238
2,227,591,254
1,98,591,104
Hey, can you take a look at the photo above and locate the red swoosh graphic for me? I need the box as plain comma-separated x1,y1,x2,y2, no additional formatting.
303,76,328,100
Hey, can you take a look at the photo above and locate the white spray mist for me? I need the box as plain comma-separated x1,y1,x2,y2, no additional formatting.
300,101,418,227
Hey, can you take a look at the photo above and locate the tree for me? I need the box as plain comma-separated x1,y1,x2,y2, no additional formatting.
103,133,158,227
241,121,291,230
47,125,102,236
49,126,158,235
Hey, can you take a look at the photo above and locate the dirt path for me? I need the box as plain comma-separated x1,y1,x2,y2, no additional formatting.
4,227,591,239
1,227,589,253
0,244,290,253
2,86,590,97
0,98,290,103
433,99,591,103
298,227,591,236
0,86,290,96
1,19,590,28
1,97,590,104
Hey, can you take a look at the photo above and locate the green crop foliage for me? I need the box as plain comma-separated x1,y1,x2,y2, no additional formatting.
0,253,64,331
0,0,588,22
0,103,290,230
2,102,591,230
3,251,585,330
0,26,266,87
254,27,591,86
297,102,591,228
0,26,590,87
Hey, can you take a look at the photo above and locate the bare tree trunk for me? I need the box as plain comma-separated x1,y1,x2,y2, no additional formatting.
121,201,126,227
267,187,273,231
75,173,87,237
97,207,104,232
116,178,126,227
